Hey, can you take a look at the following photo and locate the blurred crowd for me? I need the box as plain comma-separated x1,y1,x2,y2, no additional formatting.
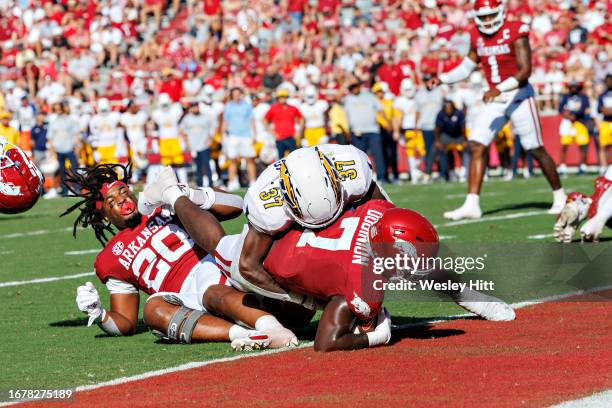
0,0,610,196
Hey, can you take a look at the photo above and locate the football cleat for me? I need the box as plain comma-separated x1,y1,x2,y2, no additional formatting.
230,333,271,352
458,295,516,322
262,327,299,349
443,204,482,221
547,200,567,215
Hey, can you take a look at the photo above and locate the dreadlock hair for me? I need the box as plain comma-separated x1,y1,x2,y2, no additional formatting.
60,162,133,246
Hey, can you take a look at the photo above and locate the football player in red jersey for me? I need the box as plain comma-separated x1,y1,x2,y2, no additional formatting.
213,200,515,352
63,164,301,350
554,166,612,243
0,137,43,214
427,0,566,221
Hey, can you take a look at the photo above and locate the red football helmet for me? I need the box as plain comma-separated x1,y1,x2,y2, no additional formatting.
369,207,439,273
0,138,44,214
474,0,505,35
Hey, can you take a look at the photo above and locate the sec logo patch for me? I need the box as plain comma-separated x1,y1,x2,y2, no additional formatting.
112,241,124,256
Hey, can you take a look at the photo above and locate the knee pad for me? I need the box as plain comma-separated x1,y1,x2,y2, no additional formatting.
150,294,205,344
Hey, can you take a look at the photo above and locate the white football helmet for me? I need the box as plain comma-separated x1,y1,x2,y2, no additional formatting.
400,79,415,98
158,93,172,108
279,147,345,229
97,98,110,113
304,85,317,104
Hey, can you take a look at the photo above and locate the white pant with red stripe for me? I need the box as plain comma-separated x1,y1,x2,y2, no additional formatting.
470,84,543,150
147,254,229,311
214,225,251,293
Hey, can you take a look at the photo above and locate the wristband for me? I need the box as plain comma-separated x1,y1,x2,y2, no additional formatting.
98,310,123,336
495,76,520,93
189,187,216,210
366,330,389,347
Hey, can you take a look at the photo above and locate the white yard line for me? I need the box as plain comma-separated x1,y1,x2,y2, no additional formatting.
445,192,501,199
528,233,555,240
550,390,612,408
437,210,548,228
0,272,94,288
0,227,73,239
65,249,99,256
2,283,608,408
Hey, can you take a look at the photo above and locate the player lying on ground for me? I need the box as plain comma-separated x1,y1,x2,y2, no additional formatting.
427,0,565,221
143,172,515,352
140,143,388,307
215,201,516,352
62,163,300,350
554,166,612,243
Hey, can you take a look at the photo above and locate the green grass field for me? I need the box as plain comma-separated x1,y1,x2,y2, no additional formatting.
1,175,610,391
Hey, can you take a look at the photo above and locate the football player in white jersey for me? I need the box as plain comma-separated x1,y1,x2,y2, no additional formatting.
89,98,122,164
299,85,329,147
120,101,149,182
251,92,277,165
394,79,425,184
151,93,186,183
232,145,389,302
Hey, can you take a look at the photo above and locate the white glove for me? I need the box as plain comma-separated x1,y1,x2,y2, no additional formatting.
366,307,392,347
76,282,104,327
580,215,606,242
138,166,187,215
553,199,589,243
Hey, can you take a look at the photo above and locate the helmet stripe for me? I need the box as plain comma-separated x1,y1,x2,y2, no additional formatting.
279,161,302,217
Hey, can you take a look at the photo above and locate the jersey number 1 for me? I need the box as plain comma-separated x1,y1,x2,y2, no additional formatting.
296,217,359,251
488,55,501,84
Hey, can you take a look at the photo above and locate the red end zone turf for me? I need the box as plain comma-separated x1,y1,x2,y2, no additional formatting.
24,293,612,408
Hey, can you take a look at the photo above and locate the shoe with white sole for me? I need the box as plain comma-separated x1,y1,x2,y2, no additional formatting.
231,333,271,351
547,197,567,215
457,294,516,322
443,204,482,221
263,327,299,349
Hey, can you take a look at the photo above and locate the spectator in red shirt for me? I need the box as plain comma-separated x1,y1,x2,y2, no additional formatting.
264,88,303,158
158,67,183,102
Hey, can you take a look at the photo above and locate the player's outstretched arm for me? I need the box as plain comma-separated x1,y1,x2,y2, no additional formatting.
314,296,391,352
436,47,478,86
76,282,139,335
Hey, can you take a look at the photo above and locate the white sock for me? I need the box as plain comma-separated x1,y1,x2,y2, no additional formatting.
254,315,282,331
408,156,418,176
175,168,188,184
465,193,480,207
553,188,566,202
228,324,250,341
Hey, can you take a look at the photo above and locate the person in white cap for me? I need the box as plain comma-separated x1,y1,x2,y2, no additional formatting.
89,98,122,164
299,85,329,147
